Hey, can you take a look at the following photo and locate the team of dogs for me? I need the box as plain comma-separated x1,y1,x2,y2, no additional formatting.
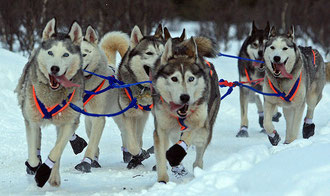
15,18,330,187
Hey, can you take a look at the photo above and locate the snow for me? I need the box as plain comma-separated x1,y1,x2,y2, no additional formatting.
1,27,330,196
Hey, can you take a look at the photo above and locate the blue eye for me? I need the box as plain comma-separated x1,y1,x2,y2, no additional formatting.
188,77,195,82
63,53,69,57
48,51,53,56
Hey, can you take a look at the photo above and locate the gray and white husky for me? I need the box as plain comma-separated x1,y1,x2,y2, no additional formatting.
263,26,330,146
73,26,129,172
236,21,282,137
100,24,165,169
15,18,84,187
152,36,220,183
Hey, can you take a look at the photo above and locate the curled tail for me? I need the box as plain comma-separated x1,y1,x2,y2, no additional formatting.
99,31,129,66
326,62,330,83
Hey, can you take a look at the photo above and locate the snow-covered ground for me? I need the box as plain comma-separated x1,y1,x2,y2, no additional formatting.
0,27,330,196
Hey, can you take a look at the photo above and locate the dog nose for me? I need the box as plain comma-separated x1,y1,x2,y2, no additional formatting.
180,94,190,104
51,66,60,74
273,56,281,63
258,50,263,57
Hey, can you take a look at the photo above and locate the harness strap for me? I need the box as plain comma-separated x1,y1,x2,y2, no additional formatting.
204,60,213,76
124,87,153,111
311,49,316,65
268,72,302,102
83,79,106,108
33,85,76,119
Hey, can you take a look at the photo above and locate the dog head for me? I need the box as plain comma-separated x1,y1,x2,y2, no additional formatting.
81,26,104,78
264,26,297,79
246,21,270,70
37,18,83,90
126,24,165,84
153,37,213,118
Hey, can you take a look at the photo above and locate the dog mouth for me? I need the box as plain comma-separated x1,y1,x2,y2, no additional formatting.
144,65,151,76
169,102,189,118
48,72,80,90
271,58,293,79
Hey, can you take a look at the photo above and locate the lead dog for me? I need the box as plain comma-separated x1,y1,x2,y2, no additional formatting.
15,18,84,187
152,36,220,183
263,26,330,145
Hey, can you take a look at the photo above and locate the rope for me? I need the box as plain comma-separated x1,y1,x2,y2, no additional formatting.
218,52,264,63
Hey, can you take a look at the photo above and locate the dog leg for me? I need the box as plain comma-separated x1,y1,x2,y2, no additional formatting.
25,120,41,174
254,94,265,130
264,101,281,145
193,130,208,169
154,129,169,183
304,86,323,138
286,105,305,143
283,107,294,144
136,112,149,148
237,88,249,137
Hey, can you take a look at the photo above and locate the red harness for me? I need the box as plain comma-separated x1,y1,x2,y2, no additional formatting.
83,79,106,110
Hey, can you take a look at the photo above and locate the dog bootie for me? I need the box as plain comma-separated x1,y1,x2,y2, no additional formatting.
147,146,154,154
127,149,150,169
166,143,187,167
35,158,54,187
91,160,101,168
123,151,132,163
236,126,249,137
171,164,188,178
70,134,87,155
272,112,282,122
303,123,315,139
75,158,92,173
259,116,264,128
25,160,41,175
268,131,281,146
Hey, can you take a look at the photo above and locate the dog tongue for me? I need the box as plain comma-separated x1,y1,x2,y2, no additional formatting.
55,75,80,87
169,102,183,111
277,63,293,79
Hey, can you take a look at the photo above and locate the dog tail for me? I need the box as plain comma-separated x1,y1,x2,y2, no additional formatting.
326,62,330,83
99,31,129,65
194,36,219,58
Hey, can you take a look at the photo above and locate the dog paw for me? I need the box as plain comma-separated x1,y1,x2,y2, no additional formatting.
35,163,52,187
127,149,150,169
171,164,188,178
268,131,281,146
25,160,41,175
70,134,87,155
272,112,282,122
49,170,61,187
123,151,132,163
91,160,101,168
303,123,315,139
75,162,91,173
236,128,249,137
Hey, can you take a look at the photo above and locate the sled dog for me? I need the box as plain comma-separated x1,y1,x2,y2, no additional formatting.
15,18,84,187
152,36,220,183
263,26,330,145
236,21,282,137
100,24,165,169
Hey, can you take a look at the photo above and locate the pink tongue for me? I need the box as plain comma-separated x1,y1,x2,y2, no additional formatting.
277,64,293,79
55,75,80,87
169,102,183,111
252,62,261,67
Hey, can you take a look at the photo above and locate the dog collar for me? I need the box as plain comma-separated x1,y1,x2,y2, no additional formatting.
83,79,106,110
32,85,76,119
268,72,302,102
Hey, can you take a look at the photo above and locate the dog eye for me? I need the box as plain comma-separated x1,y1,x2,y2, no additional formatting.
82,54,87,57
62,53,69,57
270,46,275,50
283,47,288,50
48,51,53,56
188,77,195,82
253,43,258,47
171,77,178,82
146,52,153,55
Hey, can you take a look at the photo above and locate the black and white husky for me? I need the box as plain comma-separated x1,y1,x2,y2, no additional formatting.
236,21,282,137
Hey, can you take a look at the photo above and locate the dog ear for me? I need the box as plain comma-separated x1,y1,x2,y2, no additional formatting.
130,25,143,48
85,26,98,44
179,29,186,42
42,18,56,41
194,36,218,58
269,26,277,38
154,24,163,39
164,27,171,41
287,25,295,40
161,38,173,65
183,37,197,58
250,20,257,36
68,21,83,46
264,21,270,36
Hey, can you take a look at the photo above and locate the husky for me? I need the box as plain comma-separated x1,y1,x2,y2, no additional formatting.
74,26,130,172
236,21,282,137
14,18,84,187
263,26,330,146
152,36,220,183
99,24,165,169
